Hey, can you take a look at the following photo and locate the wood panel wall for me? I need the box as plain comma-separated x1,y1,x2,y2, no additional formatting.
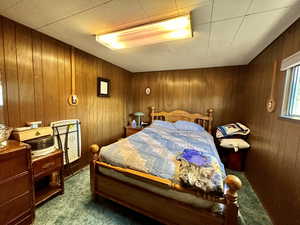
130,67,243,128
238,18,300,225
0,16,131,172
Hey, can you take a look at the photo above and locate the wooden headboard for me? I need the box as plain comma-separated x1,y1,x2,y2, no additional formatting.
150,107,214,134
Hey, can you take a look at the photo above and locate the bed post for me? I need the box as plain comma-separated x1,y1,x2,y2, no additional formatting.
224,175,242,225
89,144,100,198
207,108,214,133
151,106,155,122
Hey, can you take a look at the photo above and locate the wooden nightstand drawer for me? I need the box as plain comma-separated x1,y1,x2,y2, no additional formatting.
33,150,62,179
125,126,143,137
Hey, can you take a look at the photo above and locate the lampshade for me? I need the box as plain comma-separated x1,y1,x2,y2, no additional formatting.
134,112,145,116
96,14,192,50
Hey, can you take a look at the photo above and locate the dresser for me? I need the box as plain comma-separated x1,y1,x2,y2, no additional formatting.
0,140,34,225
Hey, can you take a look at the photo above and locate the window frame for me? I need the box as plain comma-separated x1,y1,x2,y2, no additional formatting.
281,64,300,120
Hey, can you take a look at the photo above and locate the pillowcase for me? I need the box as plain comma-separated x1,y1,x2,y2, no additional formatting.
151,120,176,130
220,138,250,152
174,120,204,132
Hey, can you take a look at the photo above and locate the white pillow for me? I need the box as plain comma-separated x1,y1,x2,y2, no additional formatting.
220,139,250,152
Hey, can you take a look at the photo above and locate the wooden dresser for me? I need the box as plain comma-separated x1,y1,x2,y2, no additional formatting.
0,140,34,225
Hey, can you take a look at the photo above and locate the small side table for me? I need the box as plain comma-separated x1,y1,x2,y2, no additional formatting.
124,126,143,137
218,146,249,171
32,149,64,206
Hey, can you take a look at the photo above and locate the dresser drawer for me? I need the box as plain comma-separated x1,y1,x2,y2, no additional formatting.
33,151,62,178
0,149,29,181
0,172,31,204
0,192,32,225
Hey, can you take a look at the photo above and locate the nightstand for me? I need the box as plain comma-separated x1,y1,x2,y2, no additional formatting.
217,144,250,171
124,126,143,137
32,149,64,206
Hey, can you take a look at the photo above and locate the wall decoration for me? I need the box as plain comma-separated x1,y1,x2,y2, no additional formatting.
145,87,151,95
68,47,79,105
97,77,110,97
266,61,277,112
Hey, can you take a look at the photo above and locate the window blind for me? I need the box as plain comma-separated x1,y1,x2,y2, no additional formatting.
281,50,300,71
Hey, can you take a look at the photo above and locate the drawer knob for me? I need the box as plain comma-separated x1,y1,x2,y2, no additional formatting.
35,131,41,136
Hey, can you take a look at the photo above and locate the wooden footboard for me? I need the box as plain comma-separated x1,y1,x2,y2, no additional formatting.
89,144,242,225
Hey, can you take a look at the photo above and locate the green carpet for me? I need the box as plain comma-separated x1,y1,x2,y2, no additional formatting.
34,167,272,225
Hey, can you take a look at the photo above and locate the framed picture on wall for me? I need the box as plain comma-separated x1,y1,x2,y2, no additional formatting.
97,77,110,97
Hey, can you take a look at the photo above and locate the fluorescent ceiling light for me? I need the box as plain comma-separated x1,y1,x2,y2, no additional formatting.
96,14,192,50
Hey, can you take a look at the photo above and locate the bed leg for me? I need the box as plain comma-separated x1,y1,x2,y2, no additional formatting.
89,144,100,199
90,161,96,198
224,175,242,225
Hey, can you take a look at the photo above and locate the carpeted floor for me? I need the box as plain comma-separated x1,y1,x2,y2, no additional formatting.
34,167,272,225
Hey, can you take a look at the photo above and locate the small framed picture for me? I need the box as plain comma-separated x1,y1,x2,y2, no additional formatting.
97,77,110,97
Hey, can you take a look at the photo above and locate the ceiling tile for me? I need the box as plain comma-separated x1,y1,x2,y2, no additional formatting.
39,0,146,35
209,17,243,52
233,7,300,62
212,0,252,21
139,0,177,17
176,0,210,9
190,2,212,26
0,0,297,72
2,0,111,28
167,23,210,55
248,0,300,14
0,0,20,12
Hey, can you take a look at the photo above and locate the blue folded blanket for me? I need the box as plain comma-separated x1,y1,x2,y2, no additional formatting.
216,122,250,138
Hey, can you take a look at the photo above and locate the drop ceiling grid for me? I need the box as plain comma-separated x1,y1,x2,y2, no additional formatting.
0,0,299,72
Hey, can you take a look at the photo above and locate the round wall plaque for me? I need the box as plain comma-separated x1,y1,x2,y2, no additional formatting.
68,94,79,106
145,87,151,95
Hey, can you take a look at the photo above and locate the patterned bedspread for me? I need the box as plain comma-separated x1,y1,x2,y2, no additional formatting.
100,125,225,194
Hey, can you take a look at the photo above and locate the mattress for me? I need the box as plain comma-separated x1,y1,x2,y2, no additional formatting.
100,124,225,194
98,166,215,209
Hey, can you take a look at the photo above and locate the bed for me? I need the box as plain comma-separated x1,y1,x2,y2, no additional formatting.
89,107,242,225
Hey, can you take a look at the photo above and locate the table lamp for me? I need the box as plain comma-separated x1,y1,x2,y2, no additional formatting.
134,112,144,128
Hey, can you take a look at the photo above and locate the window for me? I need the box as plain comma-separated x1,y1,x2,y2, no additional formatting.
282,65,300,119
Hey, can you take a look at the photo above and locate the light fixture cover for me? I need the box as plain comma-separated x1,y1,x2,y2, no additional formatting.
96,14,192,50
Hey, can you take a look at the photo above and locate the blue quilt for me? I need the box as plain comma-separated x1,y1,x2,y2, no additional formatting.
100,125,225,194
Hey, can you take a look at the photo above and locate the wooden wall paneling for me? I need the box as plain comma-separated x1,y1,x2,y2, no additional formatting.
57,42,67,120
240,19,300,225
64,46,77,120
41,36,59,125
0,15,132,176
190,69,205,114
86,55,98,148
0,17,8,124
110,64,118,141
74,50,88,166
122,70,130,126
3,18,20,127
96,59,103,146
131,67,242,128
32,31,44,123
15,24,35,124
114,66,124,139
102,61,113,145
